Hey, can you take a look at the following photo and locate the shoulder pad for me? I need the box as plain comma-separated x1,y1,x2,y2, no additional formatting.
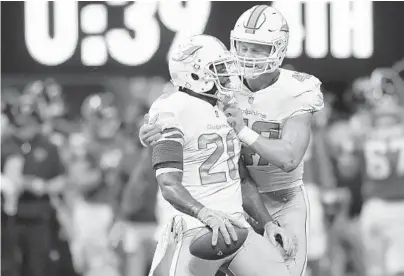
287,71,322,96
297,87,324,114
153,90,178,105
148,93,185,145
286,71,323,113
149,93,178,125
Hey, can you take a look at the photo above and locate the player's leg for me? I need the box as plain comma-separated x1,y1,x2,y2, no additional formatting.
385,237,404,276
262,185,310,276
122,222,157,276
378,200,404,276
227,230,289,276
76,202,119,276
151,227,224,276
305,183,327,276
360,198,387,276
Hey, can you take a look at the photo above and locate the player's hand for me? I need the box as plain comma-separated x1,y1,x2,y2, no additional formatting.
223,103,245,134
264,221,296,258
197,207,242,246
139,113,163,147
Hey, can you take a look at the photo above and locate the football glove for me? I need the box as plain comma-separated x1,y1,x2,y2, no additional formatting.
264,221,296,258
197,207,241,246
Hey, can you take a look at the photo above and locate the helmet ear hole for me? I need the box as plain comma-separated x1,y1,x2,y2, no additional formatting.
191,73,199,81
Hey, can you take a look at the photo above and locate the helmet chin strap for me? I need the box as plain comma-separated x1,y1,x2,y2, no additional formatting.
204,86,219,97
179,87,218,106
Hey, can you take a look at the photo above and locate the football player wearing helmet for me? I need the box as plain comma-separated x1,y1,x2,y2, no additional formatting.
81,92,121,140
19,79,74,152
146,34,291,276
68,93,135,276
222,6,323,276
1,87,68,276
342,67,404,276
140,6,323,276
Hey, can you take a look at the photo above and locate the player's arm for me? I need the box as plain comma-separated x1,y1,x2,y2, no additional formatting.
151,124,203,217
327,129,361,180
239,157,295,252
139,113,163,147
225,83,323,172
239,157,273,226
246,113,313,172
154,138,238,245
45,145,67,195
225,105,313,172
157,171,204,217
150,109,238,245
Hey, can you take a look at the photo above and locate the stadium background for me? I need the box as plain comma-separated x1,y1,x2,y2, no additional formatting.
1,1,404,276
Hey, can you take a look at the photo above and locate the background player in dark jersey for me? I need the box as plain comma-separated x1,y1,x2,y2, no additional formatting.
67,93,136,276
339,67,404,276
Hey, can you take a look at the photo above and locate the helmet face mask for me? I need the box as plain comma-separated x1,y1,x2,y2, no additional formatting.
205,56,243,103
231,40,280,78
169,35,243,103
230,6,289,79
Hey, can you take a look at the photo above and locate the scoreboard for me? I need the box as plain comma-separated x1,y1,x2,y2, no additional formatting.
2,1,404,83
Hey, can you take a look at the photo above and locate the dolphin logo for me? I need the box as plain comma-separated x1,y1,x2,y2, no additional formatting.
172,45,203,62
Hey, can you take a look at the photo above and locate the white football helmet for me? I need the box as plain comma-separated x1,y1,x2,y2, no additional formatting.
230,5,289,78
169,35,242,102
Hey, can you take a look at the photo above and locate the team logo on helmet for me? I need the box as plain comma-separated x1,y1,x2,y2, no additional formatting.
172,45,203,62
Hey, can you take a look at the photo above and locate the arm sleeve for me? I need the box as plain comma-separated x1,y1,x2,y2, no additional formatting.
148,103,185,176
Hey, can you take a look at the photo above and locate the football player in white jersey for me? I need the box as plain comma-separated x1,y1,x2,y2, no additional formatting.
223,5,324,276
146,34,291,276
140,5,323,276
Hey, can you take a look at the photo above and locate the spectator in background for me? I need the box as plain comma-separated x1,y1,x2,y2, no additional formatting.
1,96,20,276
324,81,369,276
109,101,158,276
338,67,404,276
68,93,133,276
1,88,68,276
303,91,335,276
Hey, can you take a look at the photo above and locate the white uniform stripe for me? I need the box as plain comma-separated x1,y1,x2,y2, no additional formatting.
300,184,311,276
159,137,184,145
169,237,183,276
162,130,184,137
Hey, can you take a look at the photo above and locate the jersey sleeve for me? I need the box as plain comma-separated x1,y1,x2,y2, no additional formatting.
148,100,185,176
291,74,324,117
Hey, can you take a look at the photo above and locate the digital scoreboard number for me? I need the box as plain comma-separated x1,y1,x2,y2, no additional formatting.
24,1,212,66
24,1,373,68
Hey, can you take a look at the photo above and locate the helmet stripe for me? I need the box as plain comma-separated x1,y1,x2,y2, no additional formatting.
245,5,268,34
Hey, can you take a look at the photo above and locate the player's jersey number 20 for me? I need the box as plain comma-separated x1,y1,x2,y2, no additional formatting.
198,130,240,185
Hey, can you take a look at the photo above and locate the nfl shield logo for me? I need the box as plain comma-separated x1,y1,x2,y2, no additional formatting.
248,96,254,104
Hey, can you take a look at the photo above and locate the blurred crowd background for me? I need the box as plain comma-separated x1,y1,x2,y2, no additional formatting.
1,2,404,276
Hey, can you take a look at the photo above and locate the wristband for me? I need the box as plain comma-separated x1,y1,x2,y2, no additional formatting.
237,126,259,146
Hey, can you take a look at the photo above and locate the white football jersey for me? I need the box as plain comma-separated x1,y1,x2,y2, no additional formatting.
148,90,246,230
235,69,324,193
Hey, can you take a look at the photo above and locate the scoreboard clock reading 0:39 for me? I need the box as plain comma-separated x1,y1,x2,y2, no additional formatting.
24,1,373,67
